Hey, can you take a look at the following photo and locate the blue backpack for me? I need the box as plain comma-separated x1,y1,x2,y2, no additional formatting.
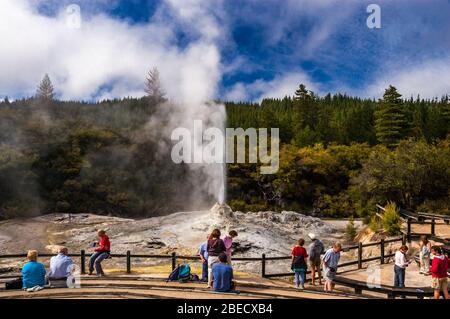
167,264,191,282
178,264,191,282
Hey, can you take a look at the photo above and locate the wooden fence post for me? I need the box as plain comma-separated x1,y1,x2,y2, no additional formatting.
80,250,86,274
380,239,385,264
402,234,406,245
358,242,363,269
407,219,411,242
261,254,266,278
171,252,177,271
431,219,435,236
126,250,131,274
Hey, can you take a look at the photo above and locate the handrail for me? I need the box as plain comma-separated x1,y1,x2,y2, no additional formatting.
0,236,406,278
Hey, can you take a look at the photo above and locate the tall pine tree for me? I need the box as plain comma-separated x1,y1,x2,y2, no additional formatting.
292,84,318,146
36,74,54,101
375,85,407,148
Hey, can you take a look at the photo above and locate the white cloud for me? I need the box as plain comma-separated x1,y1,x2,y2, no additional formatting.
224,72,320,102
0,0,223,105
361,59,450,99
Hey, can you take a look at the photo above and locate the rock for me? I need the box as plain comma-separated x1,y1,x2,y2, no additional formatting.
232,241,255,254
210,202,234,218
280,211,300,223
144,240,166,249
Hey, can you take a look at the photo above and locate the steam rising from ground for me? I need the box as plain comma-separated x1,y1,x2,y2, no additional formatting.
145,100,227,207
0,0,228,211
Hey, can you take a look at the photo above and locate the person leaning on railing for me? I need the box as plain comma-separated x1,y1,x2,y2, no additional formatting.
89,229,111,277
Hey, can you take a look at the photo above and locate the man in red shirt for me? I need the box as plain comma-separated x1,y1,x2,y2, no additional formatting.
429,246,449,299
89,229,111,277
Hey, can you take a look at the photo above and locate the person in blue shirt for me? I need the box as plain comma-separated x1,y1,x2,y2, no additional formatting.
198,234,210,282
22,250,46,289
212,253,235,292
48,246,74,287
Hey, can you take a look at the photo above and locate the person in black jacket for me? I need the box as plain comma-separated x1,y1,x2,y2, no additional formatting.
207,228,226,288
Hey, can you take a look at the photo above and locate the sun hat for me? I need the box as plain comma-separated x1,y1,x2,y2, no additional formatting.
308,233,316,240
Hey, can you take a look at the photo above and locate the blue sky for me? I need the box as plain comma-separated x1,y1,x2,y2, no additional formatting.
1,0,449,101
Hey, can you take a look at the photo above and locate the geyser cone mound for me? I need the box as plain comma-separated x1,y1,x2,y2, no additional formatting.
210,202,233,217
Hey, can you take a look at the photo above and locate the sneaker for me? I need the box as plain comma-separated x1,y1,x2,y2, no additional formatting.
27,285,43,292
301,285,305,290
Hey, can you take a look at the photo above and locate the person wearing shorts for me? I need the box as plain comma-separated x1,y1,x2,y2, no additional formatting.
322,243,342,292
308,233,324,286
429,246,449,299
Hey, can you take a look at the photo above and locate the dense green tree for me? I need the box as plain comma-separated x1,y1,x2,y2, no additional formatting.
374,85,408,147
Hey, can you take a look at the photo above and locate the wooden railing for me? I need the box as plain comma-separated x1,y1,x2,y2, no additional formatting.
0,236,405,279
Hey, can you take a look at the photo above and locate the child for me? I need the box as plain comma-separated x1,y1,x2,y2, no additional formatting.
291,238,308,289
429,246,449,299
394,245,411,290
223,230,238,265
418,235,431,275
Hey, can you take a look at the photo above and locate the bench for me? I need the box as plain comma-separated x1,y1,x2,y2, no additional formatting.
333,276,448,299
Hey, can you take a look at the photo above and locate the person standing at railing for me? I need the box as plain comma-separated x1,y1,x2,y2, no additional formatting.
308,233,324,286
198,233,211,282
223,230,238,265
393,245,411,297
291,238,308,290
206,228,226,289
22,250,46,291
89,229,110,277
429,246,449,299
322,243,342,292
418,235,431,275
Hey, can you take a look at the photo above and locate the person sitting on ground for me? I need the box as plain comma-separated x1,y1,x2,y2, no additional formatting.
394,245,411,292
291,238,308,289
212,252,235,293
22,250,46,291
47,246,74,287
308,233,324,286
223,230,238,265
198,234,211,282
207,228,226,288
418,235,431,275
429,246,449,299
89,229,110,277
322,243,342,292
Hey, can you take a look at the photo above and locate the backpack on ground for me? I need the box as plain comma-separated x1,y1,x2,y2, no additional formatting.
178,264,191,282
167,265,180,282
5,278,23,290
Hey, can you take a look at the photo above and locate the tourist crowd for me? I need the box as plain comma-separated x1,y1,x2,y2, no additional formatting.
13,228,449,299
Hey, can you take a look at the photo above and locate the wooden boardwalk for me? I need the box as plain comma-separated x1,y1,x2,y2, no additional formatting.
0,275,360,299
